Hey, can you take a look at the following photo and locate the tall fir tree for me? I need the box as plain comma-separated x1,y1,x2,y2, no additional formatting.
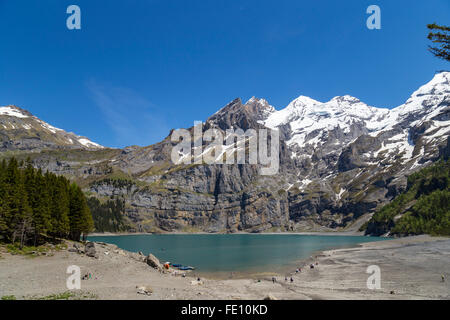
68,183,93,241
24,164,52,245
48,173,70,239
0,158,94,245
427,23,450,62
0,159,8,239
3,158,33,247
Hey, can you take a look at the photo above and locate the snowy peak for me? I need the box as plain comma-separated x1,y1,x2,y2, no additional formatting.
0,105,32,118
288,95,321,106
410,71,450,99
208,96,277,130
264,72,449,152
264,96,321,129
330,95,361,103
0,104,104,150
286,95,322,113
393,71,450,118
324,95,389,122
244,96,276,122
265,93,389,149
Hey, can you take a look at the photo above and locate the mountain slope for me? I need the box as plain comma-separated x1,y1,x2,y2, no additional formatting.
1,72,449,233
0,105,104,151
258,72,449,231
364,159,450,236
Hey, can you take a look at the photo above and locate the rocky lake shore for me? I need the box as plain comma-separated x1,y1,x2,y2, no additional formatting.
0,235,449,300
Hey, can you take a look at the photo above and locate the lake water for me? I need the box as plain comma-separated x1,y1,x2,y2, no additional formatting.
87,234,387,277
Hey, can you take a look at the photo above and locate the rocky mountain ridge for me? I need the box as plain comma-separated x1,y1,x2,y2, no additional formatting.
1,72,449,233
0,105,104,151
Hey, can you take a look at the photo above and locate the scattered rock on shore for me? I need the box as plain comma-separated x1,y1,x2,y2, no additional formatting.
85,242,97,258
136,285,153,296
145,253,162,270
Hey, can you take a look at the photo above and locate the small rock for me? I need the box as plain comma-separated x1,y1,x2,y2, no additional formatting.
136,285,153,296
73,243,84,254
264,294,278,300
85,242,96,258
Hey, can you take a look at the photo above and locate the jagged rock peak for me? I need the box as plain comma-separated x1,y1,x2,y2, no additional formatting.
244,96,276,122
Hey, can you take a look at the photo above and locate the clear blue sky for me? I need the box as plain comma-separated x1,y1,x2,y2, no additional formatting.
0,0,448,148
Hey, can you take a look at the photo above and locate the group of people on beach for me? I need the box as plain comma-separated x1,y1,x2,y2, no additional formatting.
270,257,320,285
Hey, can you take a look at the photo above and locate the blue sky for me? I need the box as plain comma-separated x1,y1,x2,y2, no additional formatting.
0,0,448,148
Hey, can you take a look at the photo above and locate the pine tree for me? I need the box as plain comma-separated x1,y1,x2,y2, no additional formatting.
0,157,94,245
427,23,450,62
48,173,70,239
0,159,8,240
24,164,52,245
68,183,93,241
3,158,33,247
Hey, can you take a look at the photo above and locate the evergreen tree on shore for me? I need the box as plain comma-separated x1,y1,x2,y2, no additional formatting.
3,158,33,247
68,183,94,241
87,197,126,233
24,162,52,245
0,158,93,245
48,174,70,239
0,160,8,238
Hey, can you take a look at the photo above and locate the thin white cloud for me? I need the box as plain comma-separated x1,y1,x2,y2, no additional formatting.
86,80,170,148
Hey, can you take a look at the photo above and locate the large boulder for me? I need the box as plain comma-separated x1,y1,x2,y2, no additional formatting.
145,253,162,270
85,242,97,258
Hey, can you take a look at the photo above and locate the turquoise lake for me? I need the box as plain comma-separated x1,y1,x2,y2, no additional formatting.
87,234,387,276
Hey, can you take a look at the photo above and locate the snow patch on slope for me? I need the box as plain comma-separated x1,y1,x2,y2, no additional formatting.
0,106,29,118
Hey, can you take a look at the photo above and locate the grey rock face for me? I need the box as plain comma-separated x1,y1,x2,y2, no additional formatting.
1,73,449,233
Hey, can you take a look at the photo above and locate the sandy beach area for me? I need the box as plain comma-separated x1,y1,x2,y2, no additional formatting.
0,235,449,300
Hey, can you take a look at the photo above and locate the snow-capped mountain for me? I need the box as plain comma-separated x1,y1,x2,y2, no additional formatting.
0,105,104,151
258,71,449,230
245,97,276,123
0,72,448,233
264,95,390,163
257,72,449,179
264,72,449,160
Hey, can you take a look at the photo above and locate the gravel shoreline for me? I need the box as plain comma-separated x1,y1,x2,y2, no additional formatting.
0,235,448,300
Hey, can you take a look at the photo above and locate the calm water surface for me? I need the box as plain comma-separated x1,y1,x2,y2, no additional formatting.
87,234,387,276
